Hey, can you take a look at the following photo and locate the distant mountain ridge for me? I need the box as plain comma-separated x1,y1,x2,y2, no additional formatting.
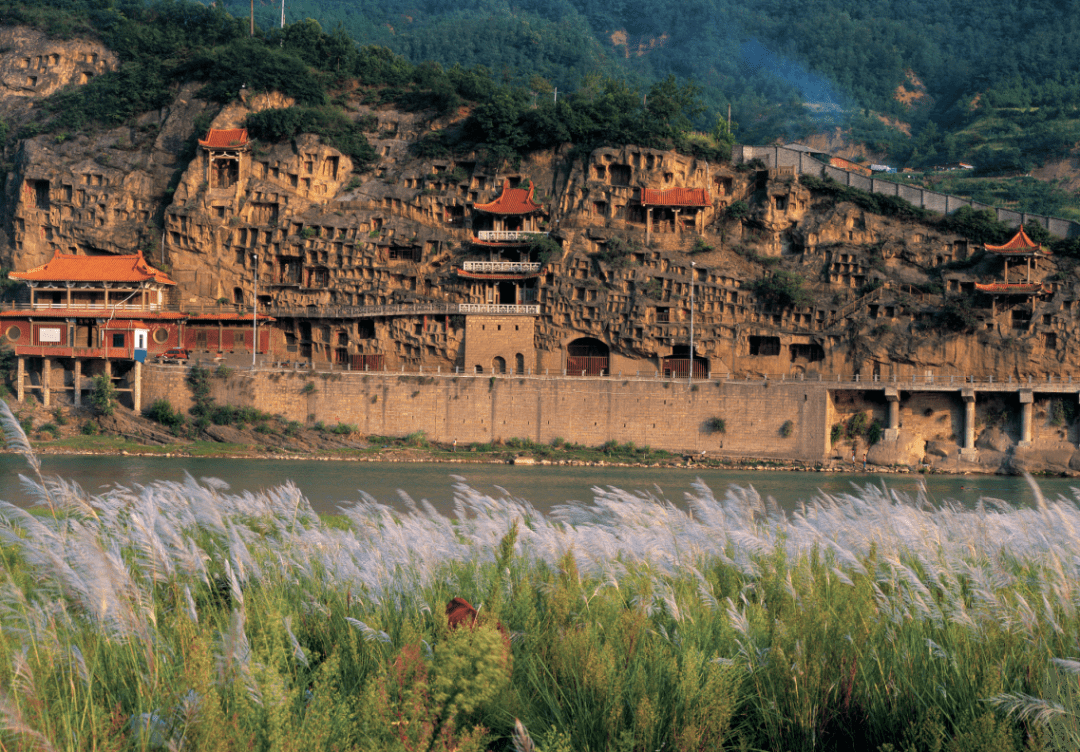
221,0,1080,172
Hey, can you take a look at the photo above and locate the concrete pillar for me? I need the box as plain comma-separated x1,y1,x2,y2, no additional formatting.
133,360,142,413
646,207,652,245
16,356,24,402
42,358,51,407
1019,390,1033,446
883,386,900,441
73,359,82,407
961,388,978,460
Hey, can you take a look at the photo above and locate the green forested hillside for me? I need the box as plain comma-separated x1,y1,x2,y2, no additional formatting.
220,0,1080,171
7,0,1080,219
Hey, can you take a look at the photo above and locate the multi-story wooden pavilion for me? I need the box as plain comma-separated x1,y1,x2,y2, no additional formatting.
462,179,546,308
974,227,1050,317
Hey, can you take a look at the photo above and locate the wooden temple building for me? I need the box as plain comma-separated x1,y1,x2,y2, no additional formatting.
974,227,1051,318
642,187,711,243
2,251,272,409
460,179,545,308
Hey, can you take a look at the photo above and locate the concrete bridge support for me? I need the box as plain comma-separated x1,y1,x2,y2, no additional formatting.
133,361,142,413
1019,390,1033,447
15,356,24,402
961,388,979,461
884,387,900,441
73,360,82,407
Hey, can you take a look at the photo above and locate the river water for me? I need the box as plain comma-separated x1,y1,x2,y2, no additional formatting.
2,454,1078,514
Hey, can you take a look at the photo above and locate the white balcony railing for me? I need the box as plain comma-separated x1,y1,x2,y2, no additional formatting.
458,303,540,315
461,261,542,274
475,230,547,243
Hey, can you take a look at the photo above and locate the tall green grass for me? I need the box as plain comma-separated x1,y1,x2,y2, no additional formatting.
1,398,1080,750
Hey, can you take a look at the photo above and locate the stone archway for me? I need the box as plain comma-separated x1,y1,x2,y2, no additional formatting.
663,345,708,379
492,356,506,374
566,337,609,376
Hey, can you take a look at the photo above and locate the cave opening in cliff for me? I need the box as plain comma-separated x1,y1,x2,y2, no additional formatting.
749,336,781,356
211,157,239,189
30,180,50,210
790,343,824,363
663,345,708,379
567,337,609,376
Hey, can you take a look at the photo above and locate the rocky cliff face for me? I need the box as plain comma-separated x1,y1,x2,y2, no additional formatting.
3,24,1079,385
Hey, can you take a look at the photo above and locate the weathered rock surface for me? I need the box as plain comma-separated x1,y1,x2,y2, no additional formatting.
867,430,924,467
6,25,1080,470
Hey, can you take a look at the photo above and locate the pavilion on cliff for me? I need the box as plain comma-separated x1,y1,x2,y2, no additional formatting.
974,227,1051,319
640,187,711,243
461,179,546,310
200,128,249,190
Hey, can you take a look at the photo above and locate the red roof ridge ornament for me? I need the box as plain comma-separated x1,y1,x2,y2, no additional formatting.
199,128,250,149
983,226,1050,255
473,178,542,214
8,250,176,285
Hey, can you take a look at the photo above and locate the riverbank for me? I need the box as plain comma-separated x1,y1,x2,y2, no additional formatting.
2,397,1067,477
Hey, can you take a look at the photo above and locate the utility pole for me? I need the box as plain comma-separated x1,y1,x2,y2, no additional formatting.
281,0,285,28
250,0,254,36
688,261,695,385
252,252,258,367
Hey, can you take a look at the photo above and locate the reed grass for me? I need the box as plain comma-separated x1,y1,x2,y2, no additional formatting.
1,398,1079,750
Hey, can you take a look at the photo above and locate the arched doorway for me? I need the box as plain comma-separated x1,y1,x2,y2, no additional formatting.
474,364,484,373
663,345,708,379
566,337,609,376
515,353,525,374
492,356,506,374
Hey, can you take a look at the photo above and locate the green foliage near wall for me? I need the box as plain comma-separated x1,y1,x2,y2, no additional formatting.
245,107,377,168
88,374,116,417
800,175,932,221
751,270,813,308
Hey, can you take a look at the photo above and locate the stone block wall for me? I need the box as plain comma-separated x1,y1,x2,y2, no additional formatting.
463,315,536,374
142,365,832,459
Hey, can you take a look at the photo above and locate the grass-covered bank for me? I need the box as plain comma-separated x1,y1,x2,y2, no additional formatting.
4,403,1080,750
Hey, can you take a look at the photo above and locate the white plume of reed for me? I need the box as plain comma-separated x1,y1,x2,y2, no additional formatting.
346,617,392,643
0,396,40,477
0,690,56,752
985,692,1071,726
283,616,309,668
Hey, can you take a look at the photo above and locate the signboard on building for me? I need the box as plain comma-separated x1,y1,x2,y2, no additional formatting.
38,327,61,343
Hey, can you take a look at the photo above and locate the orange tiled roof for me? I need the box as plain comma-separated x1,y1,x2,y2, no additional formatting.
474,179,541,214
8,251,176,285
199,128,249,149
641,187,711,207
984,227,1050,255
